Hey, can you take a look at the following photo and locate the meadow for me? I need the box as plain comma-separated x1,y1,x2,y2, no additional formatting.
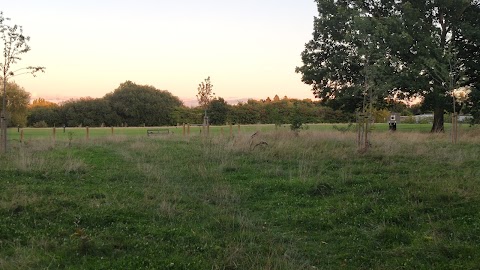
1,123,480,269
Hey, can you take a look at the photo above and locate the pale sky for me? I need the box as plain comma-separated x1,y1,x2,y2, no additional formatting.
2,0,317,104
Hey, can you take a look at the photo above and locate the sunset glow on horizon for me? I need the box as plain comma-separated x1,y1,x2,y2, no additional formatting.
3,0,318,104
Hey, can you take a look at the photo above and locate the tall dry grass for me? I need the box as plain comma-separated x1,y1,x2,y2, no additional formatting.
5,139,89,176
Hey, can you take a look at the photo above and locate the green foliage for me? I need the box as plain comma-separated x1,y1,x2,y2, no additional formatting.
458,4,480,124
26,81,183,127
297,0,480,132
295,0,403,112
25,95,355,128
317,106,354,123
30,97,57,108
0,80,31,127
31,106,59,127
208,98,230,125
468,87,480,125
228,101,261,124
59,98,120,127
173,106,203,125
226,98,351,125
196,76,214,110
290,102,305,131
106,81,182,127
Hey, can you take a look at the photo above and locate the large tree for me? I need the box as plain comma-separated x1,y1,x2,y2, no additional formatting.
297,0,480,132
296,1,404,111
457,2,480,123
404,0,479,131
106,81,182,126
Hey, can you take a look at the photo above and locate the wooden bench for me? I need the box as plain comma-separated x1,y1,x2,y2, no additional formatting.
147,129,169,136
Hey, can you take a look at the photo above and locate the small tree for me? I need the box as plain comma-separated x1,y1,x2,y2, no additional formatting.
2,80,30,127
290,102,305,134
1,12,45,152
196,76,215,127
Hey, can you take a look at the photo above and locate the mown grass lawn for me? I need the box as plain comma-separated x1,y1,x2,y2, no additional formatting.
1,126,480,269
4,122,465,142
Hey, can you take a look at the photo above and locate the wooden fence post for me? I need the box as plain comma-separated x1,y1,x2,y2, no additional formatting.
53,127,56,144
230,124,233,138
237,124,240,133
86,127,90,141
111,127,114,136
20,129,24,143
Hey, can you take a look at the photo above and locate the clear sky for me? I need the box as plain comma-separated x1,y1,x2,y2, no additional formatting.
2,0,318,104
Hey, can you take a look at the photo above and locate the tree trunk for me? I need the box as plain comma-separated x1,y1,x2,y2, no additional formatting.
431,105,445,133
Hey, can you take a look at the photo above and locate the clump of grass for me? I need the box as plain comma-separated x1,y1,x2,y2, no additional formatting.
13,150,48,172
157,199,178,219
63,154,88,175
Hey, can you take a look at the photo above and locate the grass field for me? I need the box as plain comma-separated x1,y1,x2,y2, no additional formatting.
1,124,480,269
4,122,468,142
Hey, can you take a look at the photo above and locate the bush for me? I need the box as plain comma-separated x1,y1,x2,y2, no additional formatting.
33,120,48,128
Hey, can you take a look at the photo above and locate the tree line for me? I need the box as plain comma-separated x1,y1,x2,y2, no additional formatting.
1,79,447,129
3,80,359,128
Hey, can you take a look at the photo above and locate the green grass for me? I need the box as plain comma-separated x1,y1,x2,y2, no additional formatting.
6,122,475,142
1,127,480,269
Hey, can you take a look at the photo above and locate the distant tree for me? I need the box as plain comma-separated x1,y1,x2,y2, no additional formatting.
290,102,305,132
273,95,280,102
27,97,60,127
271,107,283,126
317,106,353,123
27,106,60,127
173,106,203,125
59,98,120,127
229,102,260,124
106,81,182,126
196,76,215,125
208,97,229,125
295,100,319,123
0,80,30,127
30,97,57,108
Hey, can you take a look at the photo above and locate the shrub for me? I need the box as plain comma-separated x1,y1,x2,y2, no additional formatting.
33,120,48,128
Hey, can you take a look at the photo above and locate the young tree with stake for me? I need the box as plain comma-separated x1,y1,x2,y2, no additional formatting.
196,76,215,128
1,12,45,153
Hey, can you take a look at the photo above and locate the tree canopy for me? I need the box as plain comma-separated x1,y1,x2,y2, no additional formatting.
0,80,30,127
196,77,214,111
208,98,229,125
105,81,183,126
297,0,480,132
26,92,363,128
